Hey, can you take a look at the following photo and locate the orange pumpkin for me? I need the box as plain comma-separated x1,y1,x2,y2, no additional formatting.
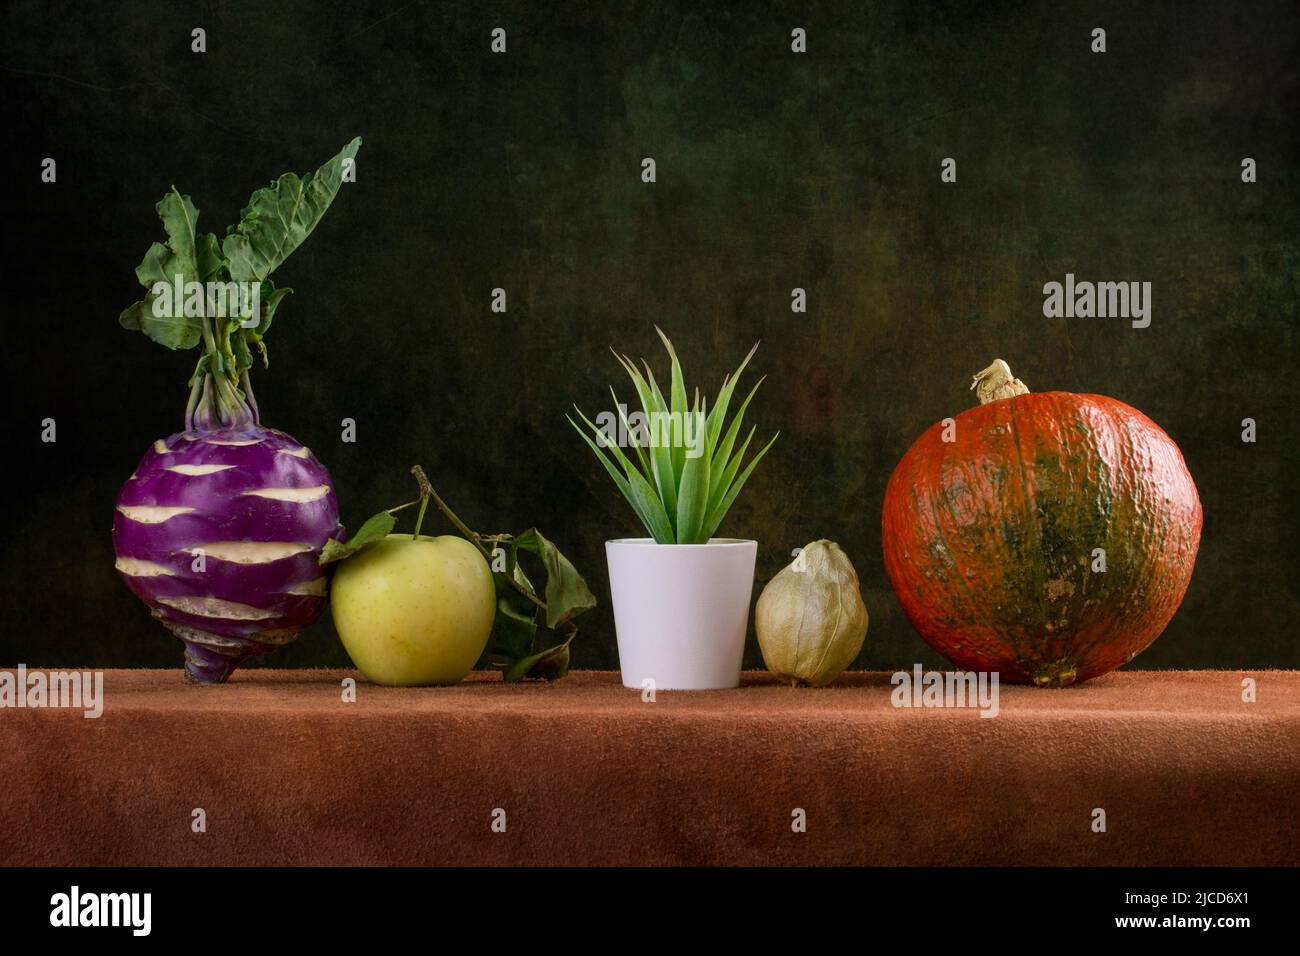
881,361,1202,686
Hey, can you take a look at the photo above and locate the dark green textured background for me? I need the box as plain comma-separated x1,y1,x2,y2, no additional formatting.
2,0,1296,673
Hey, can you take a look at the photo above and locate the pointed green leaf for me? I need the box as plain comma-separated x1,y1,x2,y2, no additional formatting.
675,424,712,544
578,413,676,543
655,327,690,484
705,340,760,452
610,385,652,478
709,424,755,518
709,376,765,503
701,431,779,541
615,352,677,521
570,413,675,542
570,416,650,529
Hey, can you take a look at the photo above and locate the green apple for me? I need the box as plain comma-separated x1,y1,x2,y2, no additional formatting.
330,534,496,686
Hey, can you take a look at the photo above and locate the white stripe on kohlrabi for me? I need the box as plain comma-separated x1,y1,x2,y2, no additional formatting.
114,557,175,577
275,446,311,459
202,438,263,446
116,505,196,523
153,439,170,455
157,596,276,620
243,485,331,502
287,578,328,596
187,542,312,563
165,464,236,476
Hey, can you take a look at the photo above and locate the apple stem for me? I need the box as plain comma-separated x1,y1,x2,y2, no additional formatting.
411,497,429,539
409,465,435,539
408,465,492,561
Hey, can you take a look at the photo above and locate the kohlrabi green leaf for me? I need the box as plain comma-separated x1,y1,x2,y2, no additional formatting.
118,294,201,350
256,281,292,336
223,137,361,284
122,190,226,350
135,190,225,287
118,141,361,433
317,510,395,565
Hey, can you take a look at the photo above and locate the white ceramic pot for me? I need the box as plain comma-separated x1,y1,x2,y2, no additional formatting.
606,538,758,690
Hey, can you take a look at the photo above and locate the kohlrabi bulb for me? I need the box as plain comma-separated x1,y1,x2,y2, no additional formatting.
114,426,341,683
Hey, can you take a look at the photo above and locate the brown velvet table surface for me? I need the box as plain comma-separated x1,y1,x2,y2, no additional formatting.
3,669,1297,867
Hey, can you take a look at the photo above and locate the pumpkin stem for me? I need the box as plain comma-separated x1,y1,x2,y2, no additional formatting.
970,359,1030,405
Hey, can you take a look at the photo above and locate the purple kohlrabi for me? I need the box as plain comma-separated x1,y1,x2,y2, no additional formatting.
114,425,341,683
113,138,360,682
